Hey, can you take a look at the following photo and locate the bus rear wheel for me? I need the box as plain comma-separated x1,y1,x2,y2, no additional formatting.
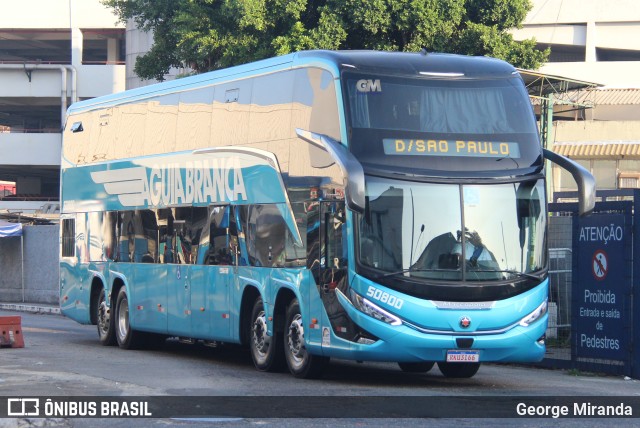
249,297,284,371
284,299,328,379
398,361,435,373
437,361,480,378
96,288,116,346
115,288,143,350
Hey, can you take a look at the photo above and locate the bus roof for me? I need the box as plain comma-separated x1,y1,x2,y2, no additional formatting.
297,50,516,78
67,50,516,115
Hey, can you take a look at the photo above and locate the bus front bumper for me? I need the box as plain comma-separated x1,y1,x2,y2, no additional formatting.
324,288,547,364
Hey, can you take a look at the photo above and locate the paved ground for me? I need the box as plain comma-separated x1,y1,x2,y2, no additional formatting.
1,305,639,427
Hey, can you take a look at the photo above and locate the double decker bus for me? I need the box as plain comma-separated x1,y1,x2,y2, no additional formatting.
60,50,594,378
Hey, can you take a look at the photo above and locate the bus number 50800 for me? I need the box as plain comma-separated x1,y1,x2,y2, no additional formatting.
366,286,404,310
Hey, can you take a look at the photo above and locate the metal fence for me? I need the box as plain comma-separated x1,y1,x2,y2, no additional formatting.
544,214,574,366
543,192,636,377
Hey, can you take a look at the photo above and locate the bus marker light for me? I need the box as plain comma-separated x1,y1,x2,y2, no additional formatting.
200,307,205,312
222,314,229,319
136,305,143,310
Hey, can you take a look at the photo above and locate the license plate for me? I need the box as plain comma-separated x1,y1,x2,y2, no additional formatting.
446,350,480,363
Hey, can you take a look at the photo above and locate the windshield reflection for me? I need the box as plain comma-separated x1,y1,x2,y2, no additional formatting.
357,178,546,282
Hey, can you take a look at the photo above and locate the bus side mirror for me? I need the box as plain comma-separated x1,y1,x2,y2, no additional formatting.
543,148,596,216
296,129,366,214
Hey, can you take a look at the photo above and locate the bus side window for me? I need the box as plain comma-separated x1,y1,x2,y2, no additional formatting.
236,205,250,266
140,210,158,263
243,204,286,267
208,206,232,265
157,209,174,263
189,207,209,265
117,212,135,262
103,211,117,261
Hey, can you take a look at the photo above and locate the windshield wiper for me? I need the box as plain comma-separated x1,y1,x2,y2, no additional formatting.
378,268,456,279
468,269,543,281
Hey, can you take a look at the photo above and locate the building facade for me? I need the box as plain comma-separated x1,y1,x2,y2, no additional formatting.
513,0,640,88
125,20,189,90
0,0,126,213
513,0,640,194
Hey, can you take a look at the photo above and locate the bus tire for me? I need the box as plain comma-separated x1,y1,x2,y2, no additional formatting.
249,297,285,372
284,299,328,379
115,288,143,350
437,361,480,378
96,288,116,346
398,361,435,373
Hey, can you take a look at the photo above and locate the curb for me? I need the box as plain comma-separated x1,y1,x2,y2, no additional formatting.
0,303,60,315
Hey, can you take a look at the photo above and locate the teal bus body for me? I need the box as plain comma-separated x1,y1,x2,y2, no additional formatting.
60,50,575,378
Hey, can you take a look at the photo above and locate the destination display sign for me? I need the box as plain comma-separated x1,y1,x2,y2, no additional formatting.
382,138,521,158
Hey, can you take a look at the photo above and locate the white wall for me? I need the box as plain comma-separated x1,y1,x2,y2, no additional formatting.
0,68,65,98
0,134,61,165
0,0,123,29
0,65,125,99
76,64,126,98
523,0,640,24
537,62,640,89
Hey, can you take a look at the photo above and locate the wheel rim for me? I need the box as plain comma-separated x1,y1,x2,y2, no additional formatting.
117,296,129,341
252,310,270,361
98,294,110,336
287,314,306,368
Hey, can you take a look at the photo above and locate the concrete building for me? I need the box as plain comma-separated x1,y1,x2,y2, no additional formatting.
513,0,640,194
512,0,640,88
0,0,126,214
125,20,190,90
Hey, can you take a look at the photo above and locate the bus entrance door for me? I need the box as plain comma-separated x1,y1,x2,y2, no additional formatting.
313,201,349,347
167,219,192,337
191,205,235,341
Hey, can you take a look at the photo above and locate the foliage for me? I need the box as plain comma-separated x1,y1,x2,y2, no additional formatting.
103,0,548,80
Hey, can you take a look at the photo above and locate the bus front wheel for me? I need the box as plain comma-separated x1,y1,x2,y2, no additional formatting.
437,361,480,378
284,299,328,379
249,297,284,371
115,288,143,350
96,288,116,346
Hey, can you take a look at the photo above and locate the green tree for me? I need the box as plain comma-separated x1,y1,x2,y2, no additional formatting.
103,0,547,81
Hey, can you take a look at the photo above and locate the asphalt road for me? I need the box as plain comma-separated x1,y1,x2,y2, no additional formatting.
1,309,639,427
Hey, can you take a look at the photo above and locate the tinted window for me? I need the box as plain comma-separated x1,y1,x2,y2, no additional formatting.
344,72,541,175
62,218,75,258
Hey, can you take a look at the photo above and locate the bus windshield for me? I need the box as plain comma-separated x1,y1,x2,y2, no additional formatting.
357,177,546,282
343,72,541,174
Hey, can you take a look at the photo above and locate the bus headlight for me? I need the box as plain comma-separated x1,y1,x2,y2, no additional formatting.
351,290,402,326
519,300,548,327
